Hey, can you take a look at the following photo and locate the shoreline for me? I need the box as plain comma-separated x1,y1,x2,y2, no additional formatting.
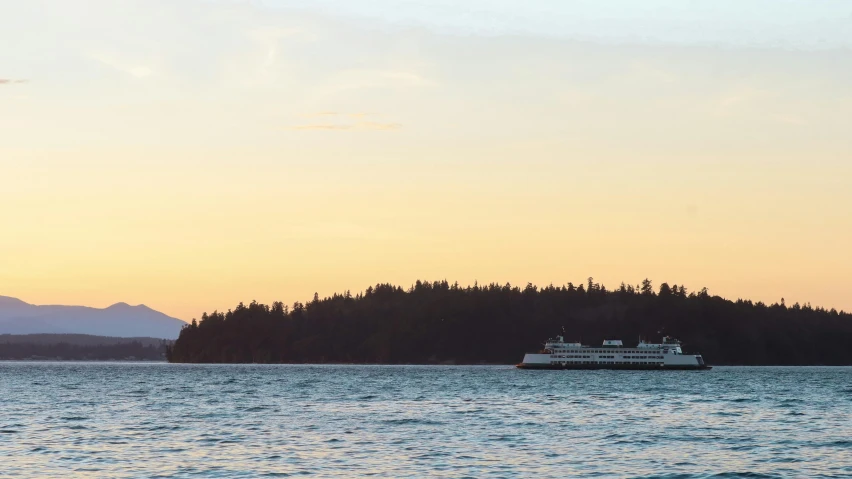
4,360,852,366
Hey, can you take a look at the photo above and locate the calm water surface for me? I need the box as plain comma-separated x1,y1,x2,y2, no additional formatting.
1,364,851,478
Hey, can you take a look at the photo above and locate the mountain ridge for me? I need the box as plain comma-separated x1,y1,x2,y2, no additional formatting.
0,296,186,339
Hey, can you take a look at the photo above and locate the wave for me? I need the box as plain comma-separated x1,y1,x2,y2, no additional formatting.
382,418,444,426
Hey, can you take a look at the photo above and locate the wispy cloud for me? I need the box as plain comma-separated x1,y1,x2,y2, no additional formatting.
708,86,809,127
289,113,400,132
289,121,401,132
0,79,28,85
291,124,355,131
711,86,776,117
247,26,315,45
774,114,807,126
625,61,678,85
305,112,371,118
358,122,401,131
288,222,404,240
88,53,155,78
321,69,437,95
241,26,314,83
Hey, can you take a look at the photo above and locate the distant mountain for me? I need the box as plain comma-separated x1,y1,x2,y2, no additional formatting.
0,297,186,339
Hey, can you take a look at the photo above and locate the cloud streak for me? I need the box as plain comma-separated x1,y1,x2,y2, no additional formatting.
289,113,400,131
288,222,405,240
291,124,355,131
289,121,401,132
358,122,401,131
88,53,154,78
320,69,437,95
0,79,28,84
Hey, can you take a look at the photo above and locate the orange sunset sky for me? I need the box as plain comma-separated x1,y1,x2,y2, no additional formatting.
2,0,851,321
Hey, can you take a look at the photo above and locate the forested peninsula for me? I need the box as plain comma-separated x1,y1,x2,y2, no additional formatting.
166,279,852,365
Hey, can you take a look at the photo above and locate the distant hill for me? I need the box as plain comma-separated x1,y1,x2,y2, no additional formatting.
0,333,169,361
0,297,186,339
0,334,169,348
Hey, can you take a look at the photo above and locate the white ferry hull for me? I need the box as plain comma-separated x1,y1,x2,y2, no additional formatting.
516,362,711,370
516,344,711,370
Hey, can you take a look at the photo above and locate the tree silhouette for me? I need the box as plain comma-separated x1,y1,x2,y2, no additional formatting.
166,279,852,366
641,278,654,296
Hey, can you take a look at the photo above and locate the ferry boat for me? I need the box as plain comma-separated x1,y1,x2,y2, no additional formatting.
517,335,710,370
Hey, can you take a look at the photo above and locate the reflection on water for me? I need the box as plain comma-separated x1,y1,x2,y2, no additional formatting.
1,364,851,478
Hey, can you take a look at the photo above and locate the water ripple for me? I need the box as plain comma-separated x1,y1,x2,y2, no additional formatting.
0,364,850,478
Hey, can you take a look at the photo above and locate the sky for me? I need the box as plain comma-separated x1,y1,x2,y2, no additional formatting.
1,0,851,321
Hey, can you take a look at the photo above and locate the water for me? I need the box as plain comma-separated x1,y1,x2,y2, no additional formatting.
1,364,851,478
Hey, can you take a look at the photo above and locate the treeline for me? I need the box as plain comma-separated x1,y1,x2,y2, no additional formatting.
167,279,852,365
0,334,167,348
0,341,168,361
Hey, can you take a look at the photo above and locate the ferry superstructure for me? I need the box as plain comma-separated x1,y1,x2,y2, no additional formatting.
517,336,710,370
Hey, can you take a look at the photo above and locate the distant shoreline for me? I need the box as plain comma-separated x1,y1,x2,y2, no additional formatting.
3,360,852,367
0,359,168,363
